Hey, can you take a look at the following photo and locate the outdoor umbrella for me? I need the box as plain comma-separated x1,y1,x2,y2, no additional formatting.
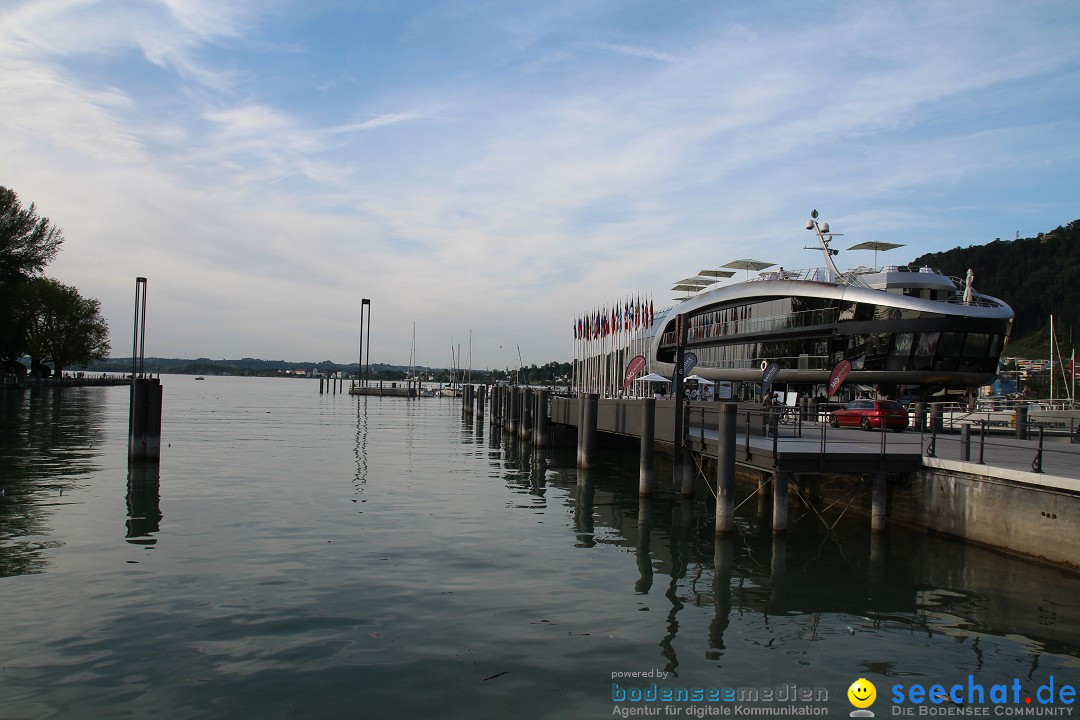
847,241,904,269
722,258,775,280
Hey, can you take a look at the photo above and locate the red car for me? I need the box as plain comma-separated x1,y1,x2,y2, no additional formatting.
829,399,909,431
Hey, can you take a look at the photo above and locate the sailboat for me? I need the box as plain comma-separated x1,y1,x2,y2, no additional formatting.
405,324,433,397
436,344,460,397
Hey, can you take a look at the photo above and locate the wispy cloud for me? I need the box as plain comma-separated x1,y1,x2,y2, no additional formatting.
2,0,1078,365
590,42,684,64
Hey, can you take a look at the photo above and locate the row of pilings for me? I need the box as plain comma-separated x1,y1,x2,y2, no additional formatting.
457,389,753,537
463,391,890,540
460,384,551,448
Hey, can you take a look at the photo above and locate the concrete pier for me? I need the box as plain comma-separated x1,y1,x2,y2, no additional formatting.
540,395,1080,572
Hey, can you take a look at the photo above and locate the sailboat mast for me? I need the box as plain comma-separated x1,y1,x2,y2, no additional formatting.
1050,315,1054,404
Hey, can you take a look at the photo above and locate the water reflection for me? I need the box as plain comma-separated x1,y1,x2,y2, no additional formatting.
353,396,369,503
0,387,110,577
126,463,162,544
496,433,1080,675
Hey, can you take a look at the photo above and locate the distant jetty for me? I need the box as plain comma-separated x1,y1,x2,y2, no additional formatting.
3,373,133,391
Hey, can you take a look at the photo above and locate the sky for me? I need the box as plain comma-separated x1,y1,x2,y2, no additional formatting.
2,0,1079,369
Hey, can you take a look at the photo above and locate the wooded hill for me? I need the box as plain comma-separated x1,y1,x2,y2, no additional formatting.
910,218,1080,359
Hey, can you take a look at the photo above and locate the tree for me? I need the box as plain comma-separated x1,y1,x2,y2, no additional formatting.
1,186,65,364
0,186,64,286
21,277,110,376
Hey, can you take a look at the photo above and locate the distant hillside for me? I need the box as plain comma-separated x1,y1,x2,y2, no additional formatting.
85,357,408,377
910,218,1080,358
73,357,574,385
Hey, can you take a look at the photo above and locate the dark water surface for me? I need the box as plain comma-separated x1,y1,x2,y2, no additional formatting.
1,376,1077,718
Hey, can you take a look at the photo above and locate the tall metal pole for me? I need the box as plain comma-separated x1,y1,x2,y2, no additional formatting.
131,277,147,379
672,313,687,487
364,299,372,388
358,298,366,387
138,279,147,378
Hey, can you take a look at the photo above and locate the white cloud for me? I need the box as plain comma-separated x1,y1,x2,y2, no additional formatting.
2,0,1078,365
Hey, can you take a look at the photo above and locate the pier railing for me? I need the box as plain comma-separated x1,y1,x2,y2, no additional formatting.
548,396,1080,477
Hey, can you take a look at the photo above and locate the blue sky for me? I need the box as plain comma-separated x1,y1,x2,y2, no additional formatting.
2,0,1078,369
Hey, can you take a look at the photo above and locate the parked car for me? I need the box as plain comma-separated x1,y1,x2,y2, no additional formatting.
829,399,909,431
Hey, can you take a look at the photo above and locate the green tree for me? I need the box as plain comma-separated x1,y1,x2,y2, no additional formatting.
22,277,110,376
0,186,64,286
1,186,65,365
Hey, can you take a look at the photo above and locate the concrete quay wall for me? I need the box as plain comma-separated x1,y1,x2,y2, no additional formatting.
888,460,1079,571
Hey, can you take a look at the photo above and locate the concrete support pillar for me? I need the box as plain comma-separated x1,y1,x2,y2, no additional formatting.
129,378,163,461
576,395,584,466
1015,405,1028,440
772,471,789,536
519,388,532,440
930,403,944,434
757,473,771,516
507,387,519,435
533,390,549,447
639,398,655,496
680,403,694,496
871,473,887,533
715,403,738,535
913,401,927,432
580,392,598,469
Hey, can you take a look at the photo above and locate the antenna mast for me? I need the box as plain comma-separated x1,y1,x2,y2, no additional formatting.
805,209,843,278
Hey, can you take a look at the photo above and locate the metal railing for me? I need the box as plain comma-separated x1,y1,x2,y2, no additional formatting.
682,403,1080,475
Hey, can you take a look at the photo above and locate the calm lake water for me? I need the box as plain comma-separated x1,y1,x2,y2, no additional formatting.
1,376,1078,719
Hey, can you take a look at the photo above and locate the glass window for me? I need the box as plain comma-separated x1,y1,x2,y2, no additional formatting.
887,332,914,371
963,333,990,357
938,332,964,358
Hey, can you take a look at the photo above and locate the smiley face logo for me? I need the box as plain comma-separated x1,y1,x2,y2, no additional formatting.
848,678,877,709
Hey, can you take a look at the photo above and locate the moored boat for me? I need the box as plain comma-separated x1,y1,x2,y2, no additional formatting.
574,210,1015,399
